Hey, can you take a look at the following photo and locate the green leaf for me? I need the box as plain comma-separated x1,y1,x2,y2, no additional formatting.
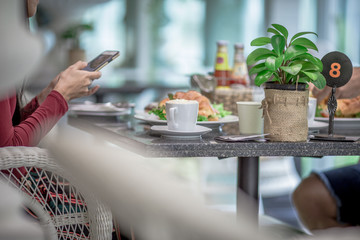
290,31,318,42
293,53,323,71
267,27,281,35
312,72,326,89
297,77,310,84
290,60,320,72
280,64,302,75
272,75,281,83
284,45,308,62
254,53,278,62
246,48,276,65
265,56,283,72
271,24,289,40
290,60,307,66
148,106,166,120
254,70,273,86
302,71,317,80
197,115,208,121
251,37,271,46
310,56,323,72
249,63,267,75
212,103,232,118
271,35,286,56
300,62,320,71
291,38,318,51
265,56,276,72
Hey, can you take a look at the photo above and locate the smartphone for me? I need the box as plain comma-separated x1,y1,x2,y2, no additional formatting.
83,50,120,71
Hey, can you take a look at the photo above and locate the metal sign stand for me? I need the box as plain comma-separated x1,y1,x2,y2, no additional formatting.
310,51,358,142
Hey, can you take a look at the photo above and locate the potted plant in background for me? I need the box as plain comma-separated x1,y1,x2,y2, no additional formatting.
246,23,326,142
61,22,94,65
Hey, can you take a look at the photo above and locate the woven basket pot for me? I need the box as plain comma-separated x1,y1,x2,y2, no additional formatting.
261,84,309,142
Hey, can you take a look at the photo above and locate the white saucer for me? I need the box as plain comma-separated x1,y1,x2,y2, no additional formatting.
150,125,212,139
309,120,328,130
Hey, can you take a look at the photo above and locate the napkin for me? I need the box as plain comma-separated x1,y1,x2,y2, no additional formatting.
215,134,269,142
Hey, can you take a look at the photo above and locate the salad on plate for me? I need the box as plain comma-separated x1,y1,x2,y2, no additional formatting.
147,90,232,121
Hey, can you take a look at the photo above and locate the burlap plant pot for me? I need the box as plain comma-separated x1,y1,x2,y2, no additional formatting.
261,88,309,142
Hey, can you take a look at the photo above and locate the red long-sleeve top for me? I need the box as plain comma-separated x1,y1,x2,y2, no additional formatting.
0,90,68,179
0,90,68,147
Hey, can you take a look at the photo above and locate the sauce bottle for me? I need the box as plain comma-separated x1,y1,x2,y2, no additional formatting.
230,43,250,87
214,40,231,88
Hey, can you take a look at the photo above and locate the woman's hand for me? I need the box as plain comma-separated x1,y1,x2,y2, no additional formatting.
334,67,360,99
53,61,102,102
37,73,61,104
309,84,331,103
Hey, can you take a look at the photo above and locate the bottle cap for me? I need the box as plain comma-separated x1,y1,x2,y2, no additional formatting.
235,43,244,49
217,40,229,46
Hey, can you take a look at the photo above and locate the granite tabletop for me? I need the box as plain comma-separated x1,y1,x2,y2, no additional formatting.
67,115,360,159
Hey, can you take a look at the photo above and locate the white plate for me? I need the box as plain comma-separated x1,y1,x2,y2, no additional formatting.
69,102,129,116
135,111,239,128
308,120,328,130
315,117,360,129
150,125,212,139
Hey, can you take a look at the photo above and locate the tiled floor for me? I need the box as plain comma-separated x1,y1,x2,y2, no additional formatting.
197,156,305,230
149,155,305,231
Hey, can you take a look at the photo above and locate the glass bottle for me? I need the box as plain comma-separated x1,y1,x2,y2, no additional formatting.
214,40,231,88
230,43,250,87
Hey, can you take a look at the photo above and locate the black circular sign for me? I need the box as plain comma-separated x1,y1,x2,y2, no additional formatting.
321,51,353,88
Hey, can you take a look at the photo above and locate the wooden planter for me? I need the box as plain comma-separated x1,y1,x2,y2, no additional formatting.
262,83,309,142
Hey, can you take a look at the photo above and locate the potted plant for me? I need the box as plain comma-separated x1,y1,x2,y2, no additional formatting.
246,23,326,142
61,23,94,65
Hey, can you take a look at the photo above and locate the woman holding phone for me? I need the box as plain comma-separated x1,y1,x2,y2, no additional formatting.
0,0,102,147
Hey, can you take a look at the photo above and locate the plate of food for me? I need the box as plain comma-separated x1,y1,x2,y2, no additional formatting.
135,90,239,128
69,101,131,116
314,96,360,130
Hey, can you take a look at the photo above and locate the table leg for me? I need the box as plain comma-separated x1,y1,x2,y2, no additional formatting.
237,157,259,220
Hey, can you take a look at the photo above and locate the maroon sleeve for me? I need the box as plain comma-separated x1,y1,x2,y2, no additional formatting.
20,97,39,121
0,90,68,147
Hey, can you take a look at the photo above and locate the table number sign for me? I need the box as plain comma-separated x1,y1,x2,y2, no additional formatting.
322,51,353,88
311,51,356,141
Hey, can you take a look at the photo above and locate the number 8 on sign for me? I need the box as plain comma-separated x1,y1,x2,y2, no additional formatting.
329,63,341,78
321,51,352,88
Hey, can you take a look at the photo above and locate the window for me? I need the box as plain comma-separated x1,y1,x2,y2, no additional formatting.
35,0,359,87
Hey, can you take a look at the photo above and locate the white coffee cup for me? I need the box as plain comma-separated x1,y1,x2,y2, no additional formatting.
308,97,317,125
236,101,263,135
166,99,199,131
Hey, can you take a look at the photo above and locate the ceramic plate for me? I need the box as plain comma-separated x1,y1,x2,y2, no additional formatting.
308,120,328,130
315,117,360,130
69,102,130,116
135,111,238,128
150,125,212,139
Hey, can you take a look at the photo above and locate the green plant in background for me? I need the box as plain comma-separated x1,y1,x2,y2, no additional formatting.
247,23,326,90
61,23,94,49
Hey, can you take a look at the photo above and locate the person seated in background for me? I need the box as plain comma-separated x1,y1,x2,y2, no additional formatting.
0,0,101,148
292,67,360,231
311,67,360,102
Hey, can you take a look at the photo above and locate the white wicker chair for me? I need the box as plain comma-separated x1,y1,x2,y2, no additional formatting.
0,146,113,240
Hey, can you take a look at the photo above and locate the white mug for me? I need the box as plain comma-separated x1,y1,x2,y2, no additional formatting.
236,101,263,135
166,99,199,131
308,97,317,125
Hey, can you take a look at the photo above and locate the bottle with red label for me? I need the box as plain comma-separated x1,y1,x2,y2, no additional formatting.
230,43,250,87
214,40,231,88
